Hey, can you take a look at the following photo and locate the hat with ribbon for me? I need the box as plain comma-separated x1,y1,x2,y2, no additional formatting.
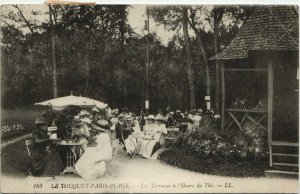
91,119,109,132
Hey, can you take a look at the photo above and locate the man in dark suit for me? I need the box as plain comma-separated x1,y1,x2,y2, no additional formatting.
115,114,125,144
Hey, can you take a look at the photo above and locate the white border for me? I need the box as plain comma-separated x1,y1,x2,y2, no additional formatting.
0,0,300,5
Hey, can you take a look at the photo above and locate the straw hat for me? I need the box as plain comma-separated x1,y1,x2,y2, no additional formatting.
189,109,196,114
146,115,155,120
79,110,89,116
91,106,99,113
118,113,125,119
122,107,128,112
196,108,203,114
34,116,48,125
91,119,109,132
155,115,167,122
125,114,133,121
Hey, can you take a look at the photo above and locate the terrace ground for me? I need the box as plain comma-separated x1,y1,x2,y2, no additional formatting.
1,136,298,193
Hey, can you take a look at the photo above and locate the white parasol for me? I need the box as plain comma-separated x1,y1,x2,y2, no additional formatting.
34,94,108,111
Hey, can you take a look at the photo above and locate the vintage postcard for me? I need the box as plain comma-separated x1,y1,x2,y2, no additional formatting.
0,1,299,193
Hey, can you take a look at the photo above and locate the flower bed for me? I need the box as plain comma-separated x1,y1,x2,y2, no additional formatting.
1,124,34,141
160,115,268,177
1,109,44,141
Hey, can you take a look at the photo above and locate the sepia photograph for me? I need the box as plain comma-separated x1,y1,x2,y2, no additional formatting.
0,2,299,193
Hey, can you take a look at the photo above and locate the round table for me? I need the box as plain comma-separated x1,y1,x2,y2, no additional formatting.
57,140,86,174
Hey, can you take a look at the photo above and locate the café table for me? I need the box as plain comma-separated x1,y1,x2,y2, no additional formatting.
56,139,86,174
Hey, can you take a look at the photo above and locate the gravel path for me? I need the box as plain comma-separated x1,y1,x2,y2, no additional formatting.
1,145,298,193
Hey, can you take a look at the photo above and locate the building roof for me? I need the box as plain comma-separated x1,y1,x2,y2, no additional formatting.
211,6,299,60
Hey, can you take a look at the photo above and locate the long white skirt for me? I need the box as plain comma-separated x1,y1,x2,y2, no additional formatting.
124,136,137,154
140,139,158,159
140,131,163,159
75,133,112,179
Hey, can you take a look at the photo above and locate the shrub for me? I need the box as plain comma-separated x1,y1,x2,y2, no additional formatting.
174,115,268,163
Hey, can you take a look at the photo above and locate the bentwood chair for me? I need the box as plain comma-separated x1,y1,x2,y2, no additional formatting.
25,139,34,156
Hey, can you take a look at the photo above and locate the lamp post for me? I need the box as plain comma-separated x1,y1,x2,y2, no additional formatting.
144,6,150,116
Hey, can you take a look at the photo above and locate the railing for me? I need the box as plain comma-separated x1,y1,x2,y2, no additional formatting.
270,141,299,169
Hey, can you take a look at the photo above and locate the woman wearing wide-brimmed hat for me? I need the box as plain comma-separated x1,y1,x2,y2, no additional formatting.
26,116,64,177
143,115,155,136
75,119,113,179
140,115,168,159
123,115,143,158
78,110,92,128
70,116,90,159
193,108,203,128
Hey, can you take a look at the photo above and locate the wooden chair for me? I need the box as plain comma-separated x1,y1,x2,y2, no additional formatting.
163,127,180,148
25,139,34,156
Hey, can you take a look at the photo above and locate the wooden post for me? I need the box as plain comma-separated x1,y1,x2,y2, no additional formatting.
215,61,220,112
267,57,273,167
221,60,225,131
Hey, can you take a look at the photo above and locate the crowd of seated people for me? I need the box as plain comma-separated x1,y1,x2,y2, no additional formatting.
27,105,218,178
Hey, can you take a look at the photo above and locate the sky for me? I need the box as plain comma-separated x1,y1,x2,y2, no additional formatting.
127,5,176,44
1,5,177,45
2,3,298,45
2,4,195,45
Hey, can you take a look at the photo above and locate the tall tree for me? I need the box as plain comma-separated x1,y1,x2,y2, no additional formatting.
182,7,196,109
206,6,252,111
149,6,197,109
49,5,58,98
213,6,224,112
187,7,211,99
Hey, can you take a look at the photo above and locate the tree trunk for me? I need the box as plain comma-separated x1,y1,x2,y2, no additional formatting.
187,9,211,99
182,7,196,109
213,6,224,113
49,5,57,98
114,6,126,106
214,8,220,112
84,54,89,97
194,30,211,97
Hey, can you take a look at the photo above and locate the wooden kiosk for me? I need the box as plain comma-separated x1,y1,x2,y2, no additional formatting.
211,6,299,173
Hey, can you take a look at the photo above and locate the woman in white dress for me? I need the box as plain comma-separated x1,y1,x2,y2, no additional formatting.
124,116,143,158
75,119,112,179
140,115,167,159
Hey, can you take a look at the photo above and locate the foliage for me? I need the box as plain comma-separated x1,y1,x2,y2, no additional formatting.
160,148,267,177
1,124,32,141
55,105,82,132
1,5,251,113
175,115,268,163
1,109,44,141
